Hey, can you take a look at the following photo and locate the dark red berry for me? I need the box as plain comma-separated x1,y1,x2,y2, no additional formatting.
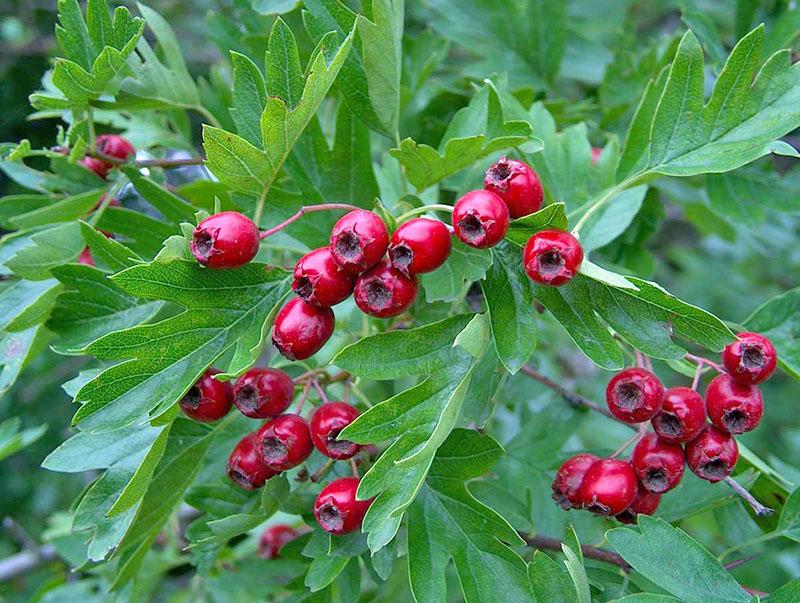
80,156,113,179
272,297,335,361
329,210,389,274
615,483,661,524
631,433,685,494
578,458,638,516
483,157,544,218
551,453,599,509
233,368,294,419
310,402,361,460
191,211,260,269
451,189,509,248
259,524,298,559
292,247,355,307
227,432,278,490
353,259,418,318
685,426,739,482
705,374,764,434
523,229,584,287
606,368,665,424
651,386,706,444
179,368,234,422
77,247,95,266
255,414,313,471
388,218,452,276
722,332,777,385
97,134,135,161
313,477,373,535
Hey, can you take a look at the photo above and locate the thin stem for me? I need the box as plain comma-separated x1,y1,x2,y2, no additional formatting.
309,460,335,483
635,350,644,368
312,381,330,405
718,531,780,562
293,368,326,383
685,353,725,374
610,424,647,459
571,176,637,235
349,458,359,478
523,534,630,572
644,354,653,372
724,476,774,517
86,108,96,152
691,360,704,391
259,204,361,240
253,187,268,228
520,365,616,420
88,180,124,226
395,204,454,223
294,381,312,414
194,104,222,128
87,148,205,169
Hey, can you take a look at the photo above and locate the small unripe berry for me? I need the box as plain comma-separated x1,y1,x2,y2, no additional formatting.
233,368,294,419
272,298,335,361
353,259,418,318
179,368,233,422
606,367,665,424
388,218,452,276
722,332,777,385
255,414,313,471
685,426,739,482
292,247,355,307
310,402,361,460
651,387,706,443
551,453,599,509
578,458,638,516
191,212,260,269
615,483,661,524
705,374,763,434
227,432,278,490
483,157,544,218
329,210,389,274
523,229,583,287
259,524,298,559
77,247,95,266
451,189,509,248
313,477,373,535
631,433,685,494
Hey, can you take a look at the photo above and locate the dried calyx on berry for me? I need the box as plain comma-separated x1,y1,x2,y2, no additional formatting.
313,477,374,535
483,156,544,218
354,259,418,318
615,483,661,524
685,426,739,482
191,211,260,269
272,297,335,361
292,247,355,307
606,367,665,423
451,189,509,248
180,368,233,422
705,374,763,434
255,414,313,471
233,368,294,419
722,332,777,385
329,210,389,274
388,218,452,276
227,432,278,490
631,433,685,494
651,386,706,443
310,402,361,460
523,229,584,287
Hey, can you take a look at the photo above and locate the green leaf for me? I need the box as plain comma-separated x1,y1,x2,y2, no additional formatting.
0,417,47,462
528,551,578,603
6,189,103,230
5,222,85,280
768,579,800,603
0,278,61,333
420,239,492,303
122,168,197,223
707,167,800,224
777,487,800,541
742,286,800,380
80,221,143,272
230,52,268,147
0,325,50,396
561,543,591,603
505,203,569,247
578,185,648,252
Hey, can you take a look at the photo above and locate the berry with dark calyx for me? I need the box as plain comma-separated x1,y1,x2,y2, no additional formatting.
523,229,584,287
292,247,355,307
606,367,665,424
578,458,638,516
722,332,777,385
313,477,374,535
272,297,334,361
483,156,544,218
615,483,661,524
77,247,95,266
354,259,418,318
191,211,260,269
80,134,135,179
685,426,739,482
180,368,233,422
651,386,706,443
630,433,685,494
233,368,294,419
705,374,764,434
551,453,599,509
259,524,298,559
255,414,313,471
310,402,361,460
451,189,509,249
329,210,389,274
227,433,278,490
388,218,452,276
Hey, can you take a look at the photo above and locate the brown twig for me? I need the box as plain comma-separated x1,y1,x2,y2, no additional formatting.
259,204,361,240
724,477,774,516
523,534,631,571
87,149,205,169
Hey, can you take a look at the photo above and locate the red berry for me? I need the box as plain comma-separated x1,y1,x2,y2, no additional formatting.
179,368,233,422
310,402,361,460
685,426,739,482
292,247,355,307
272,297,335,361
523,229,584,287
227,432,278,490
96,134,135,161
591,147,603,166
258,524,298,559
255,414,313,471
329,210,389,274
233,368,294,419
483,157,544,218
77,247,95,266
451,189,509,248
353,259,418,318
388,218,452,276
630,433,685,494
578,458,638,516
705,374,763,434
313,477,373,535
551,453,599,509
606,368,665,424
651,386,706,443
191,211,260,269
81,156,112,179
722,332,777,385
615,483,661,524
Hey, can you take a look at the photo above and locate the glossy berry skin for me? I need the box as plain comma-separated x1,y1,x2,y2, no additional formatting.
233,368,294,419
551,453,599,509
451,189,509,249
292,247,355,307
255,414,313,471
388,218,452,276
310,402,361,460
685,426,739,482
651,386,706,444
313,477,374,535
179,368,234,422
80,134,135,179
329,210,389,274
606,368,665,424
227,433,278,491
523,229,584,287
615,483,661,524
77,247,95,266
722,332,777,385
631,433,685,494
483,157,544,218
80,157,112,179
272,297,335,361
354,259,418,318
191,212,260,269
705,374,764,434
259,524,298,559
578,459,638,516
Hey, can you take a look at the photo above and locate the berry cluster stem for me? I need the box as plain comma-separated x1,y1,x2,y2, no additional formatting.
258,204,361,239
685,353,725,374
395,204,454,223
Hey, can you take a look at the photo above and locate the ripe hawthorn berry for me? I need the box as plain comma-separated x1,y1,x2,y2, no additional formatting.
451,189,509,248
179,368,233,422
272,297,335,361
606,367,665,424
329,210,389,274
292,247,355,307
388,218,452,276
685,426,739,482
483,156,544,218
578,458,638,516
705,374,764,434
255,414,313,471
259,524,298,559
313,477,374,535
651,386,706,444
630,433,685,494
722,332,777,385
354,259,418,318
227,432,277,490
310,402,360,460
551,453,598,509
523,229,584,287
615,483,661,524
233,368,294,419
80,134,135,179
191,211,260,269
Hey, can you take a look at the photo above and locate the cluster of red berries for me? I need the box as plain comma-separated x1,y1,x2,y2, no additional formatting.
552,332,777,522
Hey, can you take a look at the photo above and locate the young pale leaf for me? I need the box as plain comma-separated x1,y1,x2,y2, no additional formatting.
743,286,800,380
